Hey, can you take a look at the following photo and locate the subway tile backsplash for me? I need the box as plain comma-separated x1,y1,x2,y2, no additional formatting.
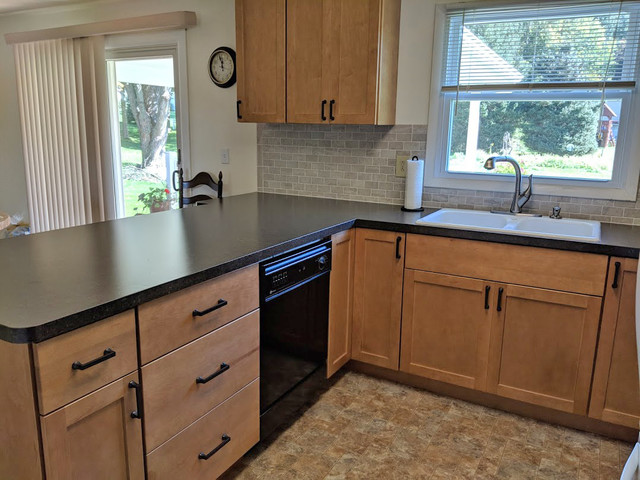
257,124,640,225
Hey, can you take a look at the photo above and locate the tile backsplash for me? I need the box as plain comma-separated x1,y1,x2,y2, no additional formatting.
257,124,640,225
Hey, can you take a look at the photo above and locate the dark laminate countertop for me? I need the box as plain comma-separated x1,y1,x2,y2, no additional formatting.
2,192,640,343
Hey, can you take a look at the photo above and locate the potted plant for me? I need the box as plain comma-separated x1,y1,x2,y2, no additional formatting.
137,187,172,213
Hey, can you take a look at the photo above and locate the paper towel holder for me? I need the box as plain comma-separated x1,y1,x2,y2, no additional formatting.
401,156,425,212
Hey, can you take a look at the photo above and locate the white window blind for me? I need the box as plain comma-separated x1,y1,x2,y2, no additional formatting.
443,1,640,92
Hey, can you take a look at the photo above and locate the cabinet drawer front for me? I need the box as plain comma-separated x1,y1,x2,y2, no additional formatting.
406,235,608,296
33,311,137,415
142,310,259,452
138,264,259,364
146,379,259,480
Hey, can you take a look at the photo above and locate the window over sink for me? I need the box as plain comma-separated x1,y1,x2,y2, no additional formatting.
425,0,640,200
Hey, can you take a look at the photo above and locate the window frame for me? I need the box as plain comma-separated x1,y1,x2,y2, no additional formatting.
104,30,191,218
425,4,640,201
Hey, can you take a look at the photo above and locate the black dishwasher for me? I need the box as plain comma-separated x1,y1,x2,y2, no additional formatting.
259,238,332,439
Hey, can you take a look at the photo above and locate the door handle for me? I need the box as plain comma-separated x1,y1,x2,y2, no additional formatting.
395,236,402,259
329,99,335,121
484,286,491,310
193,299,228,317
128,380,143,419
321,100,327,121
71,348,116,371
199,434,231,460
236,100,242,120
497,287,504,312
612,261,621,288
196,363,230,384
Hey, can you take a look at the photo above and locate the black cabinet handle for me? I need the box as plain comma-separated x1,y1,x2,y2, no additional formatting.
321,100,327,121
329,99,335,121
196,363,230,384
395,236,402,259
128,380,143,419
497,287,504,312
199,434,231,460
72,348,116,371
484,286,491,310
193,299,228,317
236,100,242,120
612,261,621,289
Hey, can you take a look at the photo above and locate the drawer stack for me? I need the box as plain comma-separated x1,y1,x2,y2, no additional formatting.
138,264,260,480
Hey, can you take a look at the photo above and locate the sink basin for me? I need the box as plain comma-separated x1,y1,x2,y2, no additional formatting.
417,209,601,242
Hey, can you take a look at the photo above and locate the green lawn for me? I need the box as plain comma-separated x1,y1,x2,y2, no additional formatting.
123,179,167,217
118,114,177,217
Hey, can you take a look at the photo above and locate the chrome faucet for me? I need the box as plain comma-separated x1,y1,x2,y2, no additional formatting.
484,156,533,214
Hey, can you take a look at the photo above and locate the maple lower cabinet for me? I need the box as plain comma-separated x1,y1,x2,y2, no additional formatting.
400,271,493,390
486,285,601,415
327,230,356,377
235,0,286,122
40,372,144,480
590,258,640,428
351,228,405,369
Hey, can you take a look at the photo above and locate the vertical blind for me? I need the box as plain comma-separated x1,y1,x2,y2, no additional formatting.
13,37,114,233
442,0,640,91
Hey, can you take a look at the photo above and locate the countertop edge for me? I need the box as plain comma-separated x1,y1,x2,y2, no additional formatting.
4,212,640,344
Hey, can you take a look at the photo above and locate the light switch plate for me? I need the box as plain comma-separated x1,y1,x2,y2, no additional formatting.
395,154,407,177
221,148,230,164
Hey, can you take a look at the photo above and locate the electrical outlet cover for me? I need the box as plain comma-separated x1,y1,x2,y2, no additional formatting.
395,154,408,177
221,148,230,164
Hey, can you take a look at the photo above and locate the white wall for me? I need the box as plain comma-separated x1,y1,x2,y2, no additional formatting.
0,0,257,221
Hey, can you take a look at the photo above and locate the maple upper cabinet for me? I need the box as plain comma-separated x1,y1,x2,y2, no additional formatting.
351,229,405,369
235,0,286,122
400,271,493,390
237,0,401,124
590,258,640,428
486,285,601,415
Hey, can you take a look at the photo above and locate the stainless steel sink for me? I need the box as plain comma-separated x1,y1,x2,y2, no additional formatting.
416,209,601,242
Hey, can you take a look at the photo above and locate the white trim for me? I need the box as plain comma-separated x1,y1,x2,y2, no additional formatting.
425,4,640,201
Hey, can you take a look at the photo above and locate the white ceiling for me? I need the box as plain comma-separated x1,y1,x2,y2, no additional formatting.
0,0,101,15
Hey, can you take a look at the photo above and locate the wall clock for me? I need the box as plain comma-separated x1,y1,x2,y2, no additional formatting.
208,46,236,88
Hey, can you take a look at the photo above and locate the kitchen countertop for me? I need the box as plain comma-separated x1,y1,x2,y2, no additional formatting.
2,192,640,343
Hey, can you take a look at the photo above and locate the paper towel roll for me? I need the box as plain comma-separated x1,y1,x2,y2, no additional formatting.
403,156,424,211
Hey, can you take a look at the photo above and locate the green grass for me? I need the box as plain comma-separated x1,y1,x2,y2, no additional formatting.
118,114,177,217
123,179,168,217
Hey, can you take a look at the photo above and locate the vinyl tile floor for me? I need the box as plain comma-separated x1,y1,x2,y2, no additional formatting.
221,371,634,480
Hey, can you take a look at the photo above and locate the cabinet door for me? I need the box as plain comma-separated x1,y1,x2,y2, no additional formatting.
487,285,601,415
287,0,330,123
236,0,286,122
327,230,355,378
325,0,383,124
590,258,640,428
400,271,493,390
351,229,404,369
40,373,144,480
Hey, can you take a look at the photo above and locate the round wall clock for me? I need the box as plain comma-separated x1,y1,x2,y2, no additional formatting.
208,46,236,88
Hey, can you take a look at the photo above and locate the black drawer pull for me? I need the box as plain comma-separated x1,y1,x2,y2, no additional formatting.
193,299,228,317
484,285,491,310
236,100,242,120
321,100,327,121
497,287,504,312
199,434,231,460
395,236,402,259
329,99,335,121
128,380,143,419
196,363,230,384
71,348,116,371
612,261,621,289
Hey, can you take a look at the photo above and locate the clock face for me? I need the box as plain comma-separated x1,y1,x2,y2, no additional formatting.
209,48,236,88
